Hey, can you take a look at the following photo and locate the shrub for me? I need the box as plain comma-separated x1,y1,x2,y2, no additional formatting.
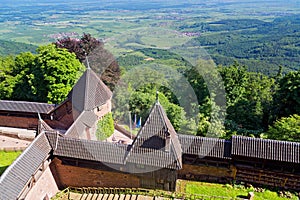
96,113,114,141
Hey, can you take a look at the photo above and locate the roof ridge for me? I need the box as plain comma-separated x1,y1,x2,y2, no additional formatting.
123,103,161,163
156,102,169,133
232,135,300,145
38,116,55,134
0,99,55,105
63,67,113,114
64,111,86,138
155,102,182,169
0,133,52,200
126,102,158,151
84,68,91,110
63,110,98,139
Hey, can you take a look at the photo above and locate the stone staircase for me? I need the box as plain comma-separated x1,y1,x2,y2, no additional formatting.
54,187,243,200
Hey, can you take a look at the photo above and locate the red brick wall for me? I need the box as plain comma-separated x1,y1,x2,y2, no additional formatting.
46,100,74,130
45,114,74,130
178,164,235,182
0,99,112,131
50,158,140,189
0,115,38,129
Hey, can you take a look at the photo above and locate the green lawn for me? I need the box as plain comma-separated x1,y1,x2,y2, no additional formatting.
0,151,22,175
178,180,298,200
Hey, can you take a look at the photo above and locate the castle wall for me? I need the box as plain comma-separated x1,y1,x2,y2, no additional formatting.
50,158,140,189
178,164,235,183
46,100,74,130
49,157,177,191
0,101,73,132
235,166,300,191
0,115,38,130
0,112,74,133
94,100,112,119
34,156,300,194
178,156,300,191
232,156,300,191
25,167,59,200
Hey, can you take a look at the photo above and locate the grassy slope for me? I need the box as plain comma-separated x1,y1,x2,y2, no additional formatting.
178,180,298,200
0,151,22,175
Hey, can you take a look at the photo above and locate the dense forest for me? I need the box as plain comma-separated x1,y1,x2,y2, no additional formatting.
181,16,300,75
0,40,37,56
0,34,299,142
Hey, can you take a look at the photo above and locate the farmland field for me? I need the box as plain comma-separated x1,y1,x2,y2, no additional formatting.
0,0,300,74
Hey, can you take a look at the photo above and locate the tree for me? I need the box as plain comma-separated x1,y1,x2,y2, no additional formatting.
273,70,300,120
0,56,15,99
55,33,102,62
30,44,84,104
129,87,187,132
112,66,169,125
0,47,83,104
11,52,37,101
184,62,215,136
218,63,275,135
218,62,249,106
265,114,300,142
55,33,121,90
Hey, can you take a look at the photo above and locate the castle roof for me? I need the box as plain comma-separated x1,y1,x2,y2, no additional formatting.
64,110,98,139
125,102,182,170
50,101,183,169
68,68,112,114
0,133,52,200
179,134,231,159
0,100,54,114
232,135,300,163
2,129,300,199
37,115,56,134
49,133,127,165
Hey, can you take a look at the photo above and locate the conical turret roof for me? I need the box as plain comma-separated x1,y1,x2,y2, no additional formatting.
68,68,112,113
